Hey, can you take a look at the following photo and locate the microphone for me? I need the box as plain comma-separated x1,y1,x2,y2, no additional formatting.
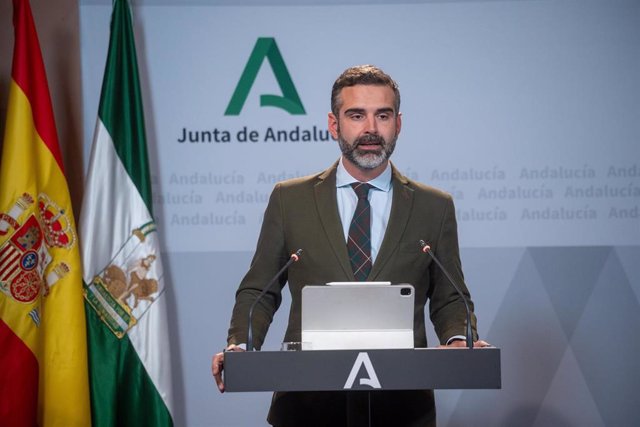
247,249,303,352
418,240,474,349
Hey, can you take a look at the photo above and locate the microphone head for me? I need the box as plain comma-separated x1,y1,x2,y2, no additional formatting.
291,249,303,262
418,240,431,253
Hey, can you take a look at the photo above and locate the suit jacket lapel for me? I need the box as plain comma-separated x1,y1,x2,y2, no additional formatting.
314,161,355,279
370,164,414,280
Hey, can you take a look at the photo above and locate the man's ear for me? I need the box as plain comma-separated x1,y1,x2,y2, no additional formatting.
328,112,339,140
396,112,402,136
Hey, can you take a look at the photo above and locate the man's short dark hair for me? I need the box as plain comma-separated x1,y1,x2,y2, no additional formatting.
331,65,401,116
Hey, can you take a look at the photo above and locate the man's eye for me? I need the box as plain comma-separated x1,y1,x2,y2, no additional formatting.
349,114,364,120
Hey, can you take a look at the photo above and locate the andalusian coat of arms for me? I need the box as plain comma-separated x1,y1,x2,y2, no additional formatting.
84,222,162,338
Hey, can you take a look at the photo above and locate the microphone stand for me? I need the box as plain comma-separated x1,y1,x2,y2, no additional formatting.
419,240,473,349
247,249,302,352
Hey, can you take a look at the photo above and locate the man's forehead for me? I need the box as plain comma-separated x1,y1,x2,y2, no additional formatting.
338,85,396,111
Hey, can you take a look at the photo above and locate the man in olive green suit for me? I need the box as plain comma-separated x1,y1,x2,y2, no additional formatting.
213,65,488,427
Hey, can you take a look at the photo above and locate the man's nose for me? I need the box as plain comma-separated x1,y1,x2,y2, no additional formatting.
364,115,378,134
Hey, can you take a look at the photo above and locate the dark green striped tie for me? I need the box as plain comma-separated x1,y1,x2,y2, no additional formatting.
347,182,372,280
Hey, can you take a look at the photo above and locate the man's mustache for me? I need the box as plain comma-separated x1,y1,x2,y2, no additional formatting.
356,134,385,146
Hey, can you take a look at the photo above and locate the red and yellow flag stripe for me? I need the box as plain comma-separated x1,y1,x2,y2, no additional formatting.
0,1,91,426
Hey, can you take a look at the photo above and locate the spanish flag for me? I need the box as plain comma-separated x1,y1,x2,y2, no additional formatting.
0,1,91,426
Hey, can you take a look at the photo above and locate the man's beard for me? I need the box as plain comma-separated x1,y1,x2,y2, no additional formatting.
337,132,397,170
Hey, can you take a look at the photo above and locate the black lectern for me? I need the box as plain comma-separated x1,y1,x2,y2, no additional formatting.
224,347,501,392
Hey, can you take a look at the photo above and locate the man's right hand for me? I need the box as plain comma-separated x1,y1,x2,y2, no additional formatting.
212,344,244,393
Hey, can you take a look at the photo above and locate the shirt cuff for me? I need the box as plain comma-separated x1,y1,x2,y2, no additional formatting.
446,335,467,345
230,343,247,351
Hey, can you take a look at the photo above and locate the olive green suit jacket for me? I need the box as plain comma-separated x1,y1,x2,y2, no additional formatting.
227,160,477,350
226,160,478,426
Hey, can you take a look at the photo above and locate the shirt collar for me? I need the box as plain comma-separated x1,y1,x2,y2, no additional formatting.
336,157,392,192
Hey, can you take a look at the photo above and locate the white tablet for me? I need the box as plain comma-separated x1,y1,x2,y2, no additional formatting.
301,283,415,350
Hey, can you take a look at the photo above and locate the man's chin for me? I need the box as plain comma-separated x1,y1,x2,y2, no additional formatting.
352,153,386,170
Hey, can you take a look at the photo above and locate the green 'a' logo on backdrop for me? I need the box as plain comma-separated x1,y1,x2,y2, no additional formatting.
225,37,306,116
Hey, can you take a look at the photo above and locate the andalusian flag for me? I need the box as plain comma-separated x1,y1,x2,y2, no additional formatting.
79,0,174,425
0,0,91,426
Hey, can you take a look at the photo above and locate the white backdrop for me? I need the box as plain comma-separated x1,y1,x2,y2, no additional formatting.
79,1,640,426
81,0,640,251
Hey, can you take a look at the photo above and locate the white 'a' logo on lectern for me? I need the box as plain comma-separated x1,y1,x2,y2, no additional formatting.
343,352,382,389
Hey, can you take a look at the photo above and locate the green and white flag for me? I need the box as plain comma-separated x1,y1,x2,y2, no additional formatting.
80,1,173,425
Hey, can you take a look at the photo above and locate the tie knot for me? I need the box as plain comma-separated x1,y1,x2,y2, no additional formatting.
351,182,372,200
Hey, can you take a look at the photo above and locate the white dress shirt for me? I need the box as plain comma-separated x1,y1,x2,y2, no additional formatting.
335,158,393,264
